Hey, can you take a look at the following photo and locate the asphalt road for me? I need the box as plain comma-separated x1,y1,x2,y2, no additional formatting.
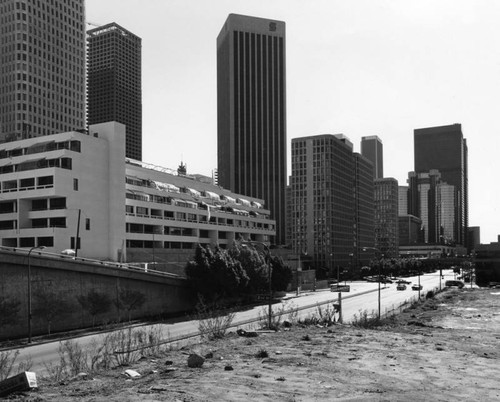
11,269,455,375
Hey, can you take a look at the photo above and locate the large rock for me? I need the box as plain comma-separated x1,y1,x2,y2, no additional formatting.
187,353,205,368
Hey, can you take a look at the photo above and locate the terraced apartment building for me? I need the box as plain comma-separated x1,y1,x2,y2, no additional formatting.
0,122,275,262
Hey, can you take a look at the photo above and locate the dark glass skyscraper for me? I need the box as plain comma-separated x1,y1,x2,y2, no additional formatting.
217,14,287,245
361,136,383,179
414,124,468,246
87,23,142,160
0,0,86,142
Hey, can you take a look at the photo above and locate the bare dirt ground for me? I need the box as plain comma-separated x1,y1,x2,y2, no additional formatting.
6,288,500,401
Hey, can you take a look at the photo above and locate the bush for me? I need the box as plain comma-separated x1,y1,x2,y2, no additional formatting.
351,309,383,328
195,296,235,340
258,300,298,330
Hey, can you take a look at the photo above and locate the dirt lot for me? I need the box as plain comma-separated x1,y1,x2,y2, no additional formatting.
5,288,500,401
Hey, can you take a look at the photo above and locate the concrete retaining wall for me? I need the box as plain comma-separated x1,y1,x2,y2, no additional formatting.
0,249,195,341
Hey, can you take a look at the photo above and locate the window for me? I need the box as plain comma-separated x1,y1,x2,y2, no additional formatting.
85,218,90,230
70,237,81,250
73,178,78,191
38,237,54,247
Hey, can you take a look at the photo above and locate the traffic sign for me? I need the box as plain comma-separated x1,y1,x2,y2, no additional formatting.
330,285,350,292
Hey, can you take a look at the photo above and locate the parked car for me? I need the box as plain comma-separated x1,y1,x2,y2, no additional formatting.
445,280,465,289
411,284,423,291
396,283,407,291
397,279,411,285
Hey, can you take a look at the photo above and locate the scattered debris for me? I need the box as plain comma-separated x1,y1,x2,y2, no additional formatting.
0,372,37,398
237,329,258,337
124,369,141,378
187,353,205,368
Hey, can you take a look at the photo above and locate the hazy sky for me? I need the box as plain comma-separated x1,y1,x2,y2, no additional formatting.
86,0,500,244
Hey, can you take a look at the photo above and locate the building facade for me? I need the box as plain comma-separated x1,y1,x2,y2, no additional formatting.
414,124,468,246
407,170,456,245
374,178,399,257
289,134,374,277
217,14,287,245
398,215,422,246
398,185,408,216
360,136,383,179
0,0,86,142
353,153,375,264
0,122,275,261
87,23,142,160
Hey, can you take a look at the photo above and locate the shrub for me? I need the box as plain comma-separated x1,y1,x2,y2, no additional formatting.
351,309,383,328
195,296,235,340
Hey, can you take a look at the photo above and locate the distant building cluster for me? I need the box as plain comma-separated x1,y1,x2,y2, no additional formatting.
0,3,473,272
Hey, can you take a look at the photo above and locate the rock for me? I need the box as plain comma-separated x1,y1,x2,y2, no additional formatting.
187,353,205,368
237,329,258,337
204,352,214,359
165,360,174,365
224,365,234,371
283,321,292,328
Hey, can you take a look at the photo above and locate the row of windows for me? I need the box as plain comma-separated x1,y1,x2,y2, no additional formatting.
0,156,72,175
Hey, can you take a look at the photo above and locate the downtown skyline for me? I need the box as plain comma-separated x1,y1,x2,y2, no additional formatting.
85,0,500,243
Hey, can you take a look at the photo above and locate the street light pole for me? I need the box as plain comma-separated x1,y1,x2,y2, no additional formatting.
27,245,45,343
362,247,381,320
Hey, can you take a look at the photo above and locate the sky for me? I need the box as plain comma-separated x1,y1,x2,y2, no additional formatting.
86,0,500,244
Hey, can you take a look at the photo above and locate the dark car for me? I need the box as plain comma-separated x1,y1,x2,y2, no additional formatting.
396,283,407,291
397,279,411,285
445,280,465,289
411,284,423,291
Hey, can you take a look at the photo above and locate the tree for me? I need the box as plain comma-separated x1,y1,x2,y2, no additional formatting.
77,290,112,327
33,290,73,335
115,289,146,322
0,296,20,327
185,244,249,302
270,255,293,292
228,243,268,294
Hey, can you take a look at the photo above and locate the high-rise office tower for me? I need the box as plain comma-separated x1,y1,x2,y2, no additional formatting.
87,23,142,160
408,170,455,245
290,134,374,276
361,136,383,179
414,124,468,246
374,178,399,257
354,152,376,262
0,0,86,142
217,14,287,245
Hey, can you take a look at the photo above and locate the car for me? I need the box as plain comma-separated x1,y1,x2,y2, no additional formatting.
397,279,411,285
411,284,423,291
396,283,407,291
445,280,465,289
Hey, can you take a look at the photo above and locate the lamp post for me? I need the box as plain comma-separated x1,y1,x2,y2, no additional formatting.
241,241,272,329
362,247,381,320
27,245,46,343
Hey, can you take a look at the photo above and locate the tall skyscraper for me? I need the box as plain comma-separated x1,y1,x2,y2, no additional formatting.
361,136,383,179
354,152,376,260
374,178,399,257
0,0,86,142
414,124,468,246
87,23,142,160
408,170,456,245
290,134,374,276
217,14,287,245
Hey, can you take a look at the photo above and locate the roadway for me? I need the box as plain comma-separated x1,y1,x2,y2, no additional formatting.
11,269,455,374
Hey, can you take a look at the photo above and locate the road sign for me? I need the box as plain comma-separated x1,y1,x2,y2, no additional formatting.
330,285,350,292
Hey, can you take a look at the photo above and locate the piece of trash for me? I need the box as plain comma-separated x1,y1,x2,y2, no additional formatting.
124,369,141,378
0,372,38,398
